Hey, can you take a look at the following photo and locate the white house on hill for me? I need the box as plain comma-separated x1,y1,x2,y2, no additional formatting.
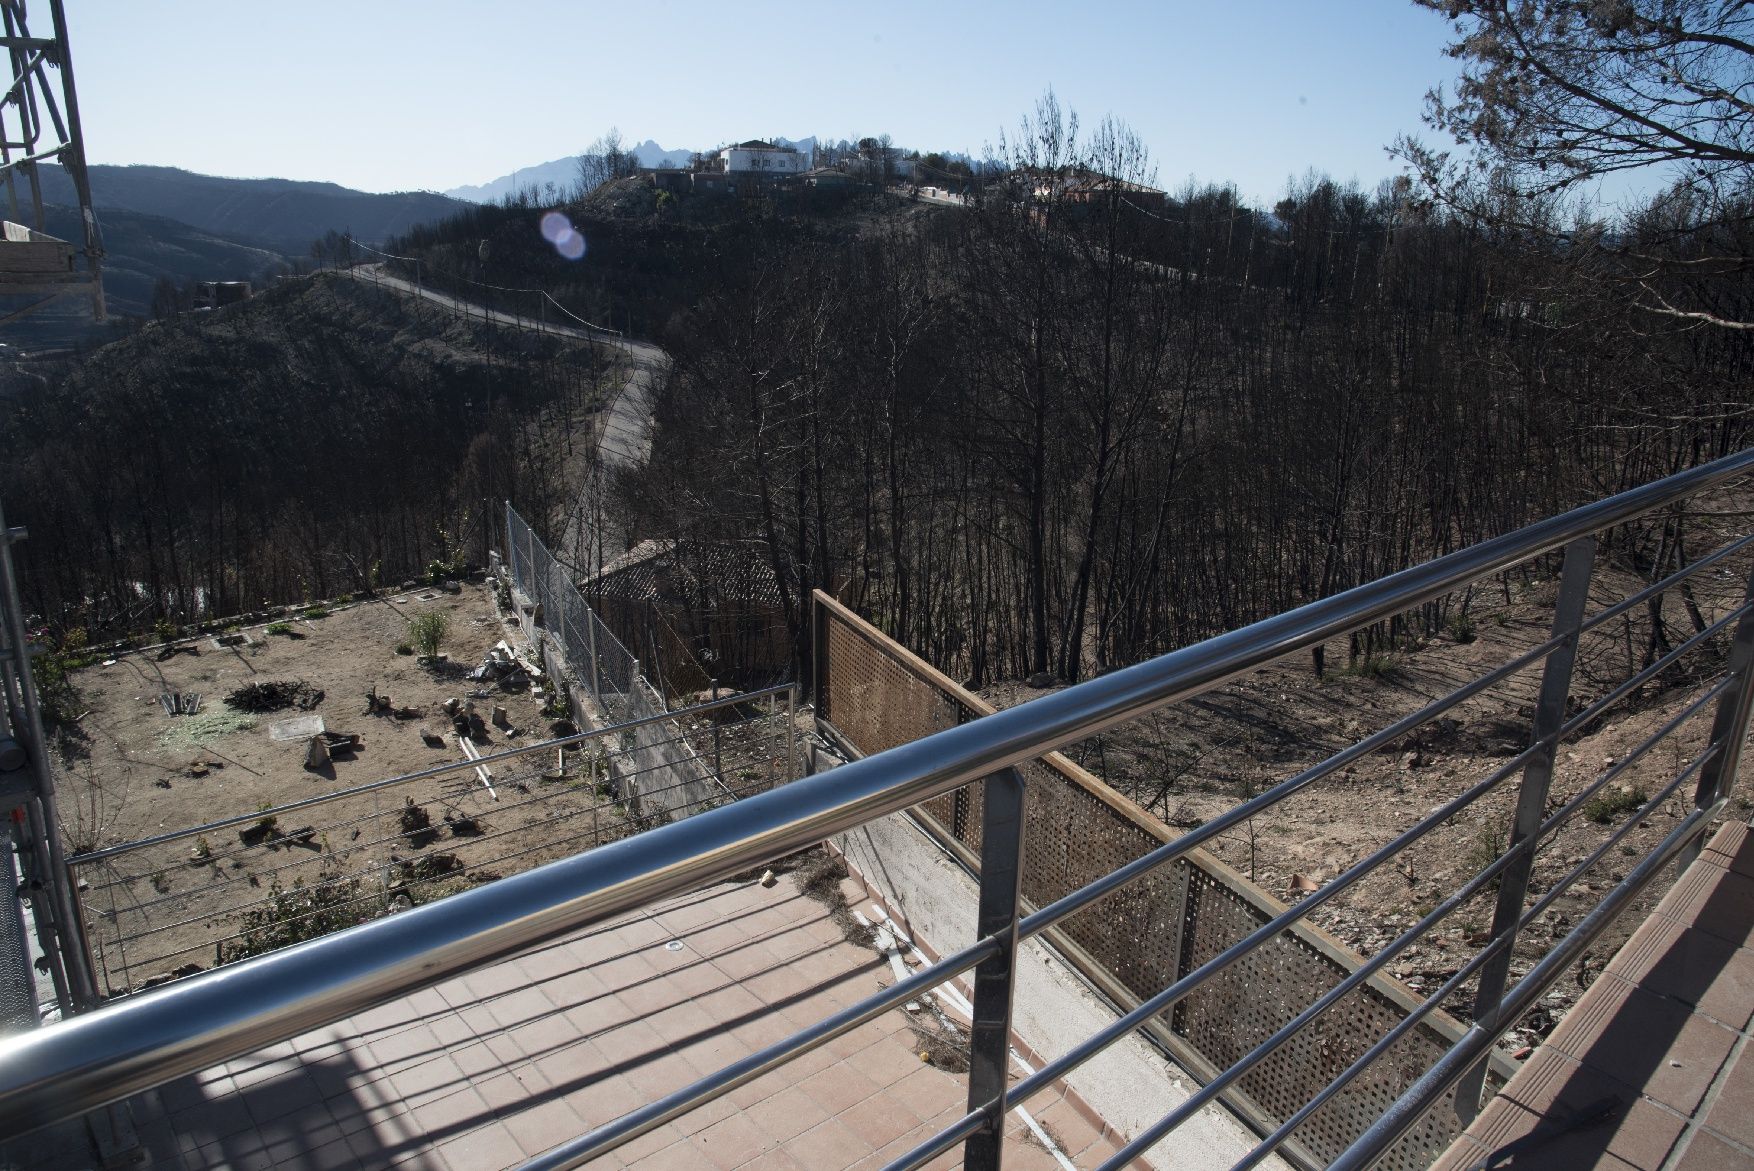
719,140,808,175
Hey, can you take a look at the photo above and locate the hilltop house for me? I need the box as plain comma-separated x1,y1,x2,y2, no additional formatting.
718,139,808,175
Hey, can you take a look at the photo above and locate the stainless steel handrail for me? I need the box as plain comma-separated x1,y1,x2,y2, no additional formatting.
0,447,1749,1141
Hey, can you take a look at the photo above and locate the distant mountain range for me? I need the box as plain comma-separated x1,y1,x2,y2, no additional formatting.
32,163,469,255
0,164,473,337
446,137,819,204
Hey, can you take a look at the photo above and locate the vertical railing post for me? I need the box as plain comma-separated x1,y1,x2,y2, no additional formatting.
964,766,1027,1171
786,683,798,782
1688,562,1754,848
586,602,602,709
1456,535,1596,1121
710,678,722,782
811,592,830,721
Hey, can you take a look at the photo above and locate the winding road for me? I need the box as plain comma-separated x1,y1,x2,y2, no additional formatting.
341,264,666,573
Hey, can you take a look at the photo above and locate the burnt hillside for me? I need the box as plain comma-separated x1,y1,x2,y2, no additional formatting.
3,272,605,633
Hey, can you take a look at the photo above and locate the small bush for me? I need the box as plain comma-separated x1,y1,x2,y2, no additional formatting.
1465,825,1506,890
265,621,294,636
152,617,177,644
334,593,353,605
1339,653,1397,680
394,642,414,655
408,611,449,658
301,605,329,620
217,875,373,964
1447,612,1477,644
1583,785,1646,824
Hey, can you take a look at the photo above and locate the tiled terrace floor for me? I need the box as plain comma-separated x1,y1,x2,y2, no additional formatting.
12,868,1117,1170
1433,818,1754,1171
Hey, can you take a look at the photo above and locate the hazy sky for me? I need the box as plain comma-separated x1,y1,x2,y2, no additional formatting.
67,1,1464,204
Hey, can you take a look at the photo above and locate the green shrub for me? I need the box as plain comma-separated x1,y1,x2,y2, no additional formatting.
301,605,329,620
1465,825,1506,889
408,611,449,658
394,642,414,655
152,617,177,644
265,621,294,636
1583,785,1646,824
1447,611,1477,644
217,876,373,964
334,593,353,605
1338,653,1397,680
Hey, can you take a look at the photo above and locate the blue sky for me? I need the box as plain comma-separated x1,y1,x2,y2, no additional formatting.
68,0,1464,205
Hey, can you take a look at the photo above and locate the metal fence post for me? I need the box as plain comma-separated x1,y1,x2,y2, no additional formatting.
584,606,602,709
786,684,798,782
1455,535,1596,1121
1688,562,1754,840
811,593,829,721
964,766,1027,1171
710,678,722,782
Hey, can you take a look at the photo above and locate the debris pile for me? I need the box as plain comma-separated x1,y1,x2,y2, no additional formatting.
225,680,324,713
470,640,537,690
158,691,203,716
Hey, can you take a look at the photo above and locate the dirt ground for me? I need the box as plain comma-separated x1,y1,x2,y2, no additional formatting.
52,582,610,996
982,545,1754,1055
56,583,547,850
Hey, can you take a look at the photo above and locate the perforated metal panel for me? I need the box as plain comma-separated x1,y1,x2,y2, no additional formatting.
0,846,38,1035
818,598,1480,1171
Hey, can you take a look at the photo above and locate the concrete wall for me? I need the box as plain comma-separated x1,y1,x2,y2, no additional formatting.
720,147,807,174
830,802,1290,1171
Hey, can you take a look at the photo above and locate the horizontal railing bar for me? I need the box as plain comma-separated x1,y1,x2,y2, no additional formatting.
1559,603,1750,741
94,782,771,967
1085,678,1728,1167
1538,679,1730,847
1216,744,1720,1171
71,684,793,864
1579,532,1754,634
75,746,720,917
1526,749,1717,927
900,741,1545,1168
1,451,1748,1135
1324,800,1721,1171
520,935,1002,1171
1014,631,1564,940
1229,904,1524,1171
881,1107,987,1171
1100,802,1531,1167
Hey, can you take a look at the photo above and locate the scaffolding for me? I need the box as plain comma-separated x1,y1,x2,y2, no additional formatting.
0,0,102,325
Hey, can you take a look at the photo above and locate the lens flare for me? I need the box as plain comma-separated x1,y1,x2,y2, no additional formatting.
555,229,586,260
539,211,571,244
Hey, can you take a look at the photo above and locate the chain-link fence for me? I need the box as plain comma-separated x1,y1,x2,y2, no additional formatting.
505,503,639,720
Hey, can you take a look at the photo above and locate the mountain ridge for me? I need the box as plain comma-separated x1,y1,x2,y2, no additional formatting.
445,136,819,204
32,163,469,255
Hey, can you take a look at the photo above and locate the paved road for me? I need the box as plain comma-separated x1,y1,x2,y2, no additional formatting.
341,264,666,573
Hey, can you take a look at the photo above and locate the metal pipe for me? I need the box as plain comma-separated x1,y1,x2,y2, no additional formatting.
1324,803,1720,1171
0,506,94,1009
964,770,1027,1169
1456,536,1596,1119
0,450,1750,1133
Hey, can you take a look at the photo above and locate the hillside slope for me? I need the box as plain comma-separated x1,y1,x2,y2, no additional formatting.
34,162,468,254
1,272,610,630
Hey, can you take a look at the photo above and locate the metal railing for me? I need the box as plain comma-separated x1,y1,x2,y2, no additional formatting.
813,592,1510,1169
0,450,1749,1170
68,685,799,1001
